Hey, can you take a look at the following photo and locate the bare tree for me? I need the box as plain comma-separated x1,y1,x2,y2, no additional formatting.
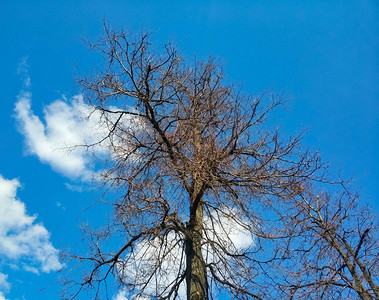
273,188,379,300
64,27,378,300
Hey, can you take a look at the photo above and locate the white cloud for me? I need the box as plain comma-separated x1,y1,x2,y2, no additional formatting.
22,264,40,275
113,288,129,300
14,92,110,181
0,175,63,271
116,209,254,299
0,292,8,300
0,273,10,300
0,175,63,298
117,231,186,299
203,208,255,256
17,57,31,88
0,274,10,290
14,57,106,181
14,90,142,182
64,183,84,193
56,201,66,211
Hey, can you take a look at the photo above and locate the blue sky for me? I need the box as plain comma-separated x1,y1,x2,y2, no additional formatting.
0,1,378,299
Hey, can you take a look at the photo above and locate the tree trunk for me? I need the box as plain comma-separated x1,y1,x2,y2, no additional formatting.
186,201,208,300
186,111,208,300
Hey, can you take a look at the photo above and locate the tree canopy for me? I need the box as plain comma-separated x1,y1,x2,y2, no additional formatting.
65,28,378,300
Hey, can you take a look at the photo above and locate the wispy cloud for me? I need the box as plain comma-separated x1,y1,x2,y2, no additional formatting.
0,175,63,298
17,57,31,89
64,182,84,193
56,201,66,211
14,93,110,181
0,273,10,300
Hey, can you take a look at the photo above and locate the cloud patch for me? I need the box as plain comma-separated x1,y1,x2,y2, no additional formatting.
17,57,31,88
113,288,129,300
0,273,10,300
14,92,110,181
0,175,63,297
117,231,186,299
115,209,254,299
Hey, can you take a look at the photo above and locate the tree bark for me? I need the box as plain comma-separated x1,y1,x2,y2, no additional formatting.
186,110,208,300
186,202,208,300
